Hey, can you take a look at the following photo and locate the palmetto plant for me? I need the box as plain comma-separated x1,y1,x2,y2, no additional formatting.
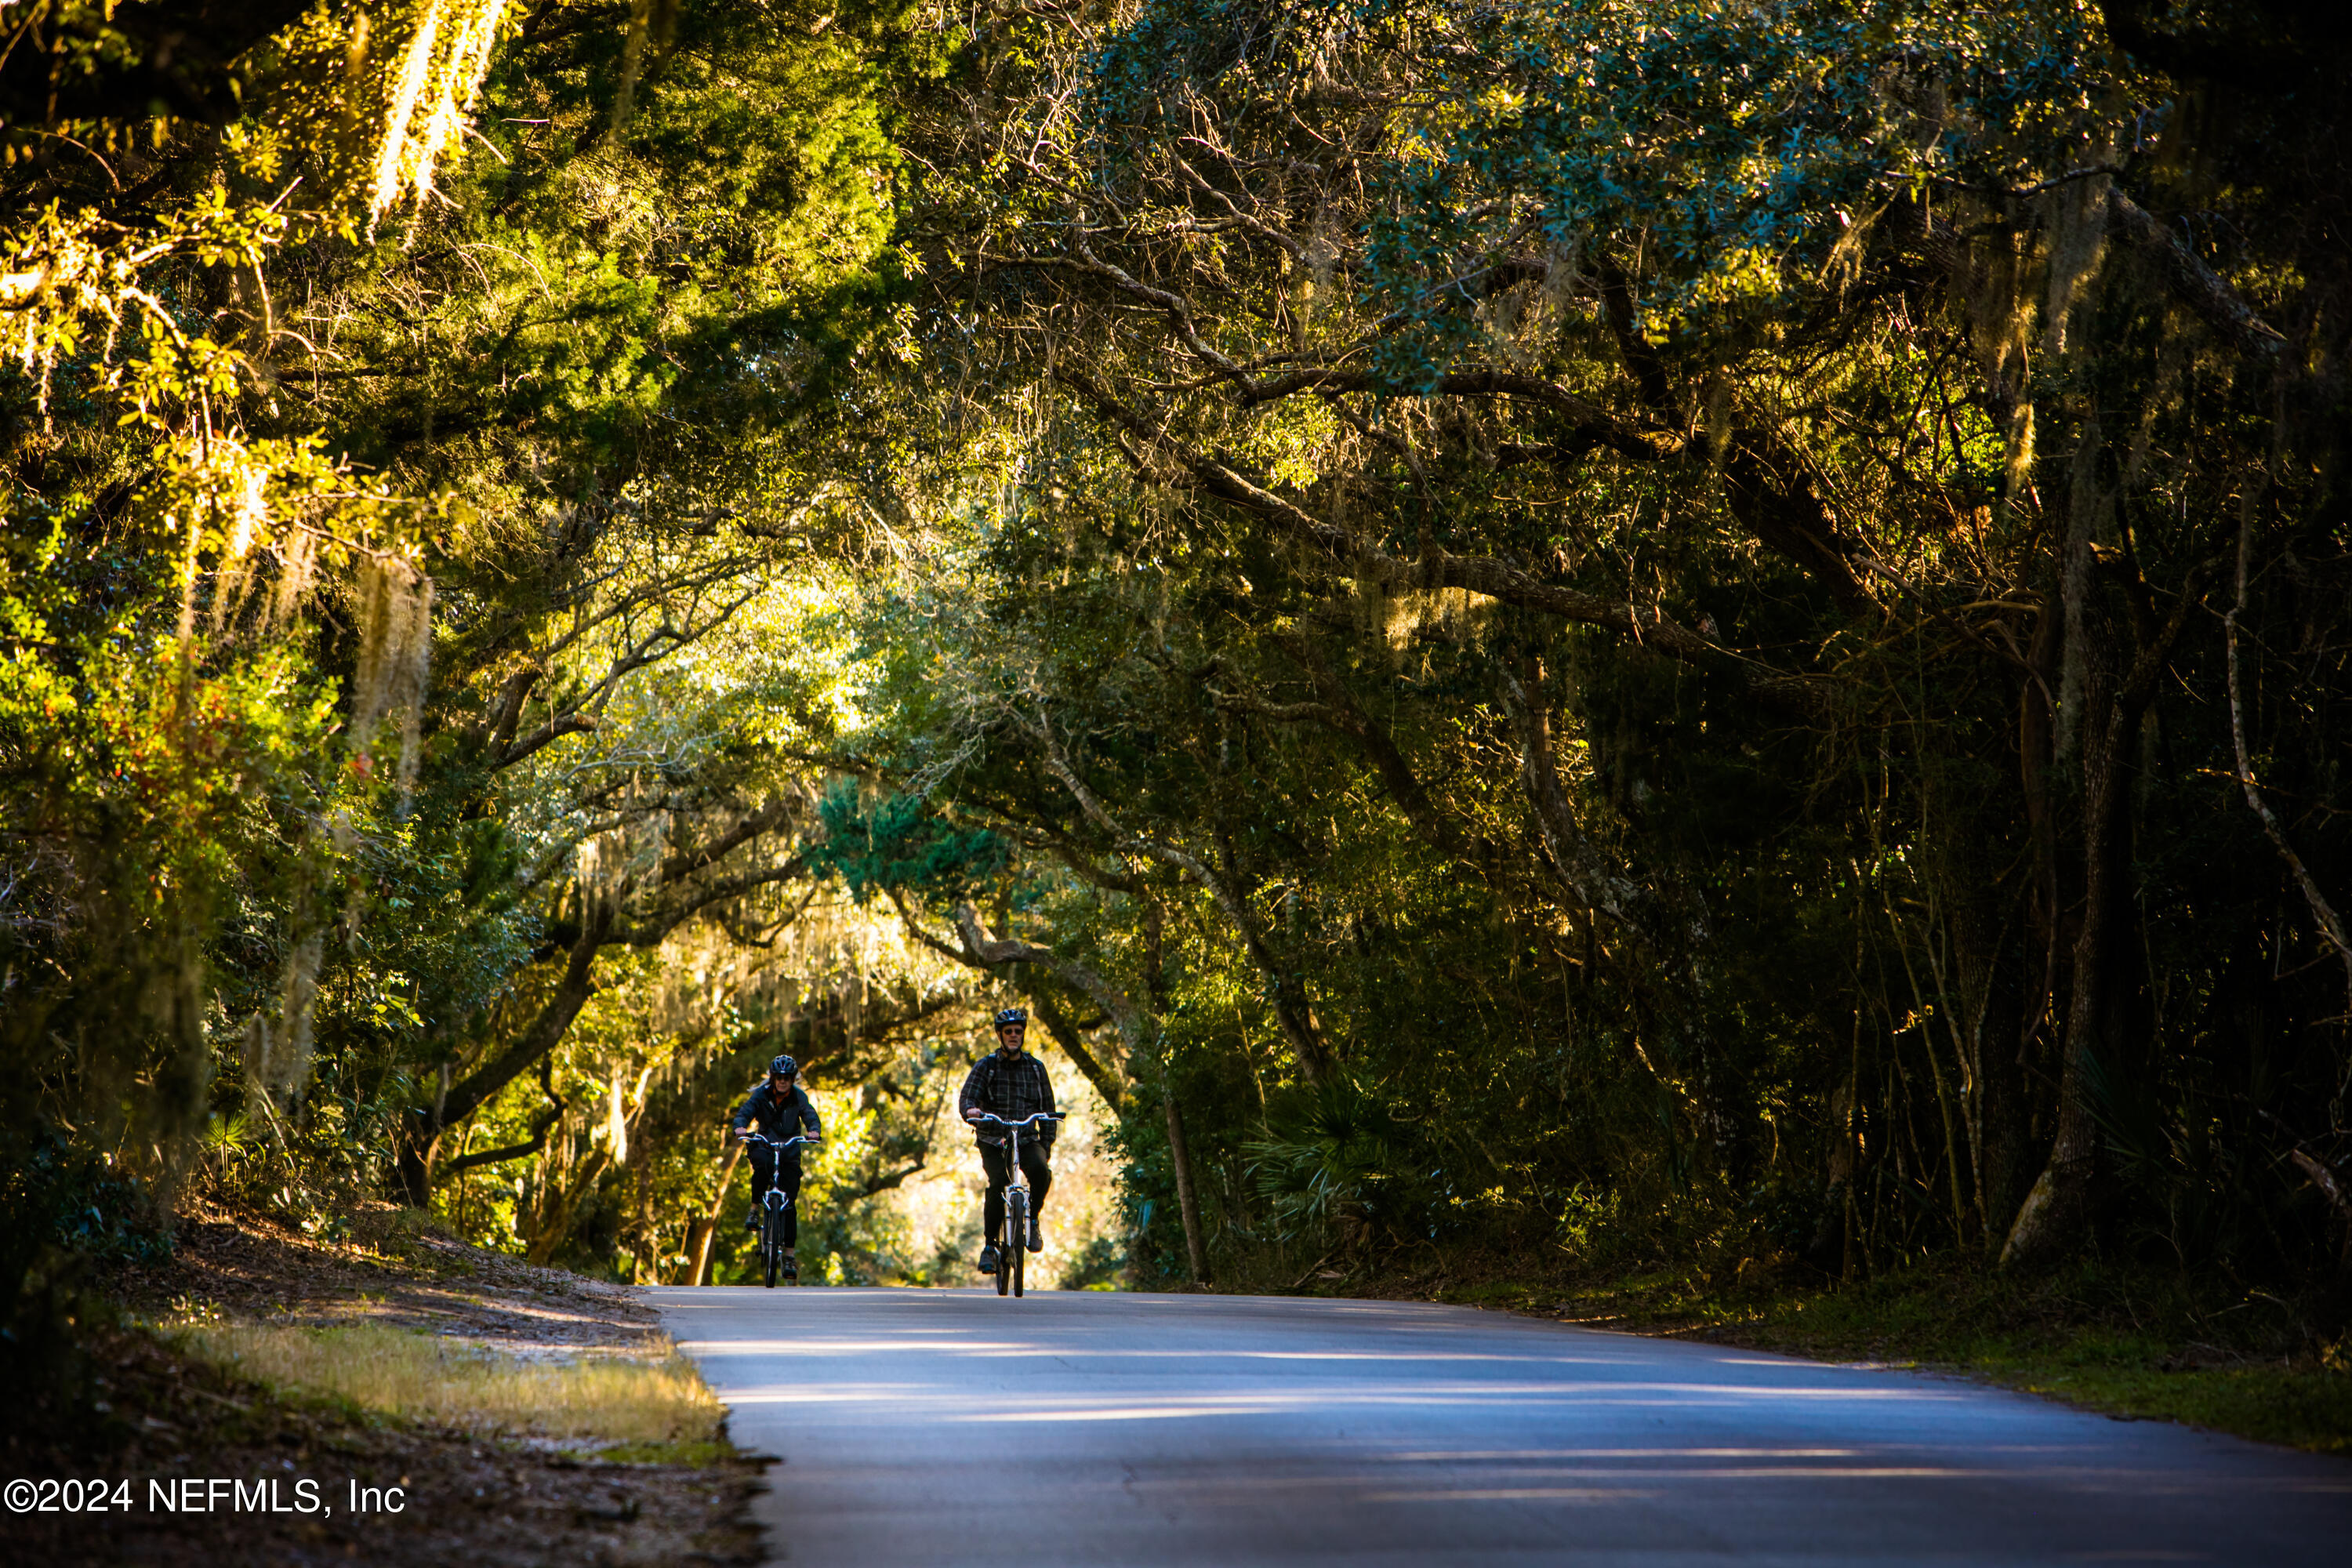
1245,1073,1410,1245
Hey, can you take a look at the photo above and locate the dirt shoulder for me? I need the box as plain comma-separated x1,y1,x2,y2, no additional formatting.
3,1201,764,1567
109,1196,669,1355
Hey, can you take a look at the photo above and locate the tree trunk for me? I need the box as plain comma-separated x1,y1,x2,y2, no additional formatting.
528,1149,612,1268
1502,660,1748,1178
2004,625,2137,1269
398,901,611,1200
1163,1068,1210,1286
439,903,610,1134
394,1137,433,1208
1210,828,1330,1083
687,1137,746,1286
1145,902,1210,1284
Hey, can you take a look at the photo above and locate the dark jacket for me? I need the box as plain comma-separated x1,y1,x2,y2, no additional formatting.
957,1049,1056,1148
731,1081,821,1142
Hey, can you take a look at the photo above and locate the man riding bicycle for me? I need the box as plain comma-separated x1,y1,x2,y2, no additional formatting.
960,1007,1057,1276
732,1054,822,1279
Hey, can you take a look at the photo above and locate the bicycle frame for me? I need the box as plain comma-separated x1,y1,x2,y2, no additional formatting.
742,1131,817,1288
971,1111,1059,1298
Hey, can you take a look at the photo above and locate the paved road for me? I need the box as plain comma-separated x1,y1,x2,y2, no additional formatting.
650,1287,2351,1566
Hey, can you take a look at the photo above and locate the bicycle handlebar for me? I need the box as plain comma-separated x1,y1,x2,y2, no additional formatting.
739,1131,820,1148
967,1111,1062,1127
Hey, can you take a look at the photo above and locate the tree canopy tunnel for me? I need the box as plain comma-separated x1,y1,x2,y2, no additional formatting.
1,1,2347,1314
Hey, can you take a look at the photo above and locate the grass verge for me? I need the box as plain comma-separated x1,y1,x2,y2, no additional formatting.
171,1319,724,1446
1405,1256,2352,1455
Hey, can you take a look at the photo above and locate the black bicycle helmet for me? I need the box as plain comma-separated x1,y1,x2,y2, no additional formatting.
993,1007,1028,1029
768,1054,799,1078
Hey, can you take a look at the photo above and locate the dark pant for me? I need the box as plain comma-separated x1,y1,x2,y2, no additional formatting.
747,1146,803,1247
980,1138,1052,1245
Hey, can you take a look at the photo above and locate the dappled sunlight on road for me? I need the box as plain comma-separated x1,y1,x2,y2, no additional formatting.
652,1288,2352,1566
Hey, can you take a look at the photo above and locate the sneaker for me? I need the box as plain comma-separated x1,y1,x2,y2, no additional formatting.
781,1251,798,1279
1026,1216,1044,1253
743,1211,760,1232
977,1244,1000,1274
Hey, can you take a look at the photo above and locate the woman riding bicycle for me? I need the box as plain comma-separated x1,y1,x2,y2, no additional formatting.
732,1054,822,1277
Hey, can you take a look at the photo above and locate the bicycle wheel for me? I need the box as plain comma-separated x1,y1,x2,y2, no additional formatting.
1011,1233,1025,1297
763,1206,779,1288
1003,1189,1025,1298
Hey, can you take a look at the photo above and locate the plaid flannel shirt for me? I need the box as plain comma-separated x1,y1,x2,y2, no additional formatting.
958,1049,1056,1147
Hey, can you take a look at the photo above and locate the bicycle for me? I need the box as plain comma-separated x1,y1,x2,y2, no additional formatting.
970,1111,1060,1297
740,1131,819,1288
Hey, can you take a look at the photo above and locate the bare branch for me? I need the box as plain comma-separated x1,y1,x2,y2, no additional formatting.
627,859,809,946
656,798,794,885
2227,514,2352,1014
2107,188,2288,363
1058,365,1837,718
495,710,601,771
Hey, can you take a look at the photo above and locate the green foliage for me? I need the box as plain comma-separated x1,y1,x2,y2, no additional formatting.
0,1130,168,1279
2,0,977,1305
801,781,1010,906
1054,1232,1125,1291
836,0,2352,1304
0,1126,163,1421
1245,1073,1410,1236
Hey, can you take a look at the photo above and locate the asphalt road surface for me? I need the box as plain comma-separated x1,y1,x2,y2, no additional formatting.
650,1286,2351,1566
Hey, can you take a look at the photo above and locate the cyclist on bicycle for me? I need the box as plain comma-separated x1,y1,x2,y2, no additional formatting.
960,1007,1057,1276
732,1054,822,1275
